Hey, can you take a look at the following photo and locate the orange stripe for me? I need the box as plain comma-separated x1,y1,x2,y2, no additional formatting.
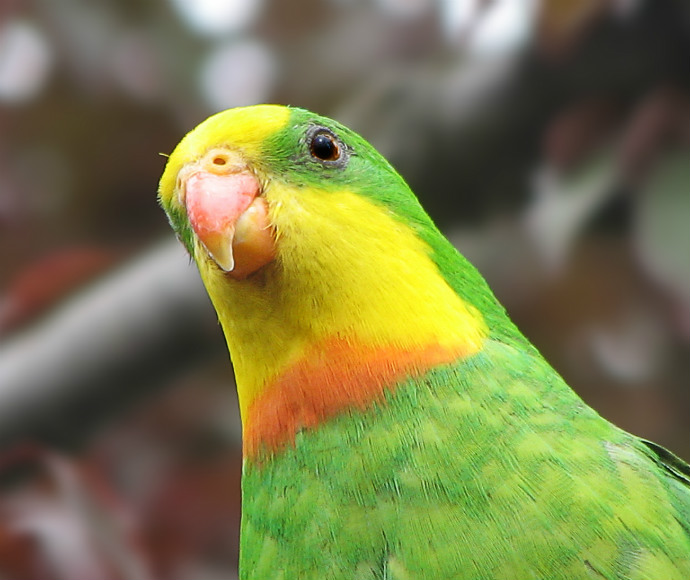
243,338,472,459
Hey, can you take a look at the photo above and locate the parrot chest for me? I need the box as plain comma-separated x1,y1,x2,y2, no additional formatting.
237,342,690,579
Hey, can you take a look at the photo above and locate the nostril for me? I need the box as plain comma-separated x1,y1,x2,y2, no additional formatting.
204,149,245,173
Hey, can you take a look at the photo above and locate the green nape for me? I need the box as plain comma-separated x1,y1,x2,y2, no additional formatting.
240,339,690,579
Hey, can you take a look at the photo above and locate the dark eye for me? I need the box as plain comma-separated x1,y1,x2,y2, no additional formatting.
309,130,341,162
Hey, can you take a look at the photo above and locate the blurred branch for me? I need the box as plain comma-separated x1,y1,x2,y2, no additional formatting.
0,240,224,449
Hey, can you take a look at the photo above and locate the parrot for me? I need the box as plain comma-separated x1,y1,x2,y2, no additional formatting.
158,104,690,579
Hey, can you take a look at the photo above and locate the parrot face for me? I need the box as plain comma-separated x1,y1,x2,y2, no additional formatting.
159,104,488,446
160,105,421,281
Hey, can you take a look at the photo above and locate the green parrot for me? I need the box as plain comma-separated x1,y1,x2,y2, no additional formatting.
158,104,690,579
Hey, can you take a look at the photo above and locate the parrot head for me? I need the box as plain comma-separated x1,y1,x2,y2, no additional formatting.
159,105,435,278
159,105,500,454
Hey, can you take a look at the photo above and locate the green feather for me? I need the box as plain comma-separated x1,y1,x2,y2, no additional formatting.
241,340,690,578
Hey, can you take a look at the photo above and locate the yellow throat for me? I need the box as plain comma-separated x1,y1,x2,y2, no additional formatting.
196,183,488,423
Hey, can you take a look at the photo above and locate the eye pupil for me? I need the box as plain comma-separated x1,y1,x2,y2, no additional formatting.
310,132,340,161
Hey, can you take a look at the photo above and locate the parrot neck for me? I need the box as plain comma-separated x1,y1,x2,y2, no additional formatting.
198,188,488,459
239,337,473,458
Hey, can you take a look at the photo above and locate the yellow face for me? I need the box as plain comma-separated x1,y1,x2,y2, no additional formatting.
160,105,488,422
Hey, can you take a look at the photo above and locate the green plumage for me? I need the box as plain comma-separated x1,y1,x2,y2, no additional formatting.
159,105,690,579
241,339,690,578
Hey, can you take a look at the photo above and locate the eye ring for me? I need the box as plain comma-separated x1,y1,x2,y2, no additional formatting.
306,127,349,167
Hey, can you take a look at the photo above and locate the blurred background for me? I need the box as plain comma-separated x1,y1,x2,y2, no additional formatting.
0,0,688,578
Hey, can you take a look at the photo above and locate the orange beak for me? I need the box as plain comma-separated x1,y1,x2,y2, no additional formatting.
181,149,276,279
